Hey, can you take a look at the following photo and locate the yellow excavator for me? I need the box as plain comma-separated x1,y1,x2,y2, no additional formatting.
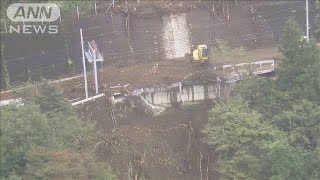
192,45,209,63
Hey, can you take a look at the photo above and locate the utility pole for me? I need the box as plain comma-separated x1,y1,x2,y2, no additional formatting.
80,29,89,99
93,49,99,94
306,0,310,42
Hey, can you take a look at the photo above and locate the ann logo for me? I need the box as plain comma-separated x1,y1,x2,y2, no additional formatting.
7,3,60,34
13,6,52,20
7,3,60,22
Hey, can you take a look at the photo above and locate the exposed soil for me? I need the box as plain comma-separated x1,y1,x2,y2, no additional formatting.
60,57,214,99
57,47,278,100
79,97,214,180
0,47,279,101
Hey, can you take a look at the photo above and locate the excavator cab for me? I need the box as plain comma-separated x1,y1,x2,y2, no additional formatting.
192,45,209,63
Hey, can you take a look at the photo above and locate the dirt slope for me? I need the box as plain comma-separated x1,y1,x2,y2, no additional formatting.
0,47,279,101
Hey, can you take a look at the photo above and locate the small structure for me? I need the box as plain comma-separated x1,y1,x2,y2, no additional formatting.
0,98,23,107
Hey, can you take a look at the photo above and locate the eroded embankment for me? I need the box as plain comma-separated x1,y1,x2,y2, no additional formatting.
2,1,310,83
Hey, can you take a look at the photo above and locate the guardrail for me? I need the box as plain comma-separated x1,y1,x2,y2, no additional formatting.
221,59,275,83
72,93,105,106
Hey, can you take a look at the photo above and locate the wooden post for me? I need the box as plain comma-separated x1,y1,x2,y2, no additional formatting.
95,2,97,14
77,6,79,18
111,14,115,32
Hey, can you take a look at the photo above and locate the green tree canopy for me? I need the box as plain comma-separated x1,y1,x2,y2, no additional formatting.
34,82,71,115
24,147,117,180
221,19,320,180
234,76,293,119
0,83,116,179
202,98,306,180
0,104,51,177
277,19,320,103
273,99,320,151
0,44,10,90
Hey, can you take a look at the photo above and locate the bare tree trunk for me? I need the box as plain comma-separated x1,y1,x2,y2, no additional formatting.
212,0,215,12
222,0,225,17
226,1,230,20
206,156,209,180
222,0,230,20
128,160,133,180
198,151,203,180
186,120,193,153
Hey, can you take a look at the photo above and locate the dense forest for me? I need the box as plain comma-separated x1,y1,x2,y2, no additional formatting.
1,83,117,179
202,19,320,179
